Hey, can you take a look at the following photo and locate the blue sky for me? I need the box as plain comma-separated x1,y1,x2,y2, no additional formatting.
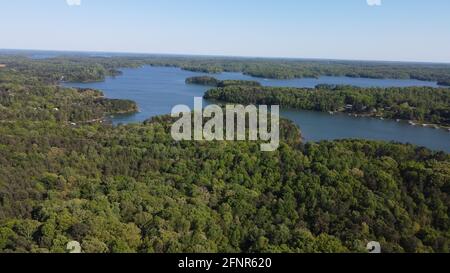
1,0,450,62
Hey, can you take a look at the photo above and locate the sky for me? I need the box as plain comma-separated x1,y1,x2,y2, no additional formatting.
1,0,450,62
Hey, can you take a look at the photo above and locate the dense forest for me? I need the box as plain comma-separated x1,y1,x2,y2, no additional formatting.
0,55,449,253
1,52,450,85
0,55,142,83
0,70,138,124
205,85,450,127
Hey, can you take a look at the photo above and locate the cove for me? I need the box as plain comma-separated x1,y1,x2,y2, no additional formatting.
63,66,450,152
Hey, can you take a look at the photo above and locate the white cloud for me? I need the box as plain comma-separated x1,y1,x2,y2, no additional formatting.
367,0,382,6
66,0,81,6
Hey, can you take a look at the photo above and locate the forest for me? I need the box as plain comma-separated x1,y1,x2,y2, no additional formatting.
0,55,448,253
205,84,450,127
0,71,138,124
1,52,450,85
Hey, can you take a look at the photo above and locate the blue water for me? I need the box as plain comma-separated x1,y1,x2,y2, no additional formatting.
64,66,450,152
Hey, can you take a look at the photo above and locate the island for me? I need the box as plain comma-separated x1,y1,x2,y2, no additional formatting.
186,76,261,88
185,76,220,86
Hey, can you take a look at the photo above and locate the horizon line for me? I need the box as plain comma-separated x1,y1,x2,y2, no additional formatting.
1,47,450,65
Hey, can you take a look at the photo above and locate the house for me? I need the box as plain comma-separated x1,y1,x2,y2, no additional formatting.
345,104,353,110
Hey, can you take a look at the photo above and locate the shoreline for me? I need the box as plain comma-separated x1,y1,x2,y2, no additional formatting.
327,111,450,132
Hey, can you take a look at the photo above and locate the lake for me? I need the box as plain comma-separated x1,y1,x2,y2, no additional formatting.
64,66,450,152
